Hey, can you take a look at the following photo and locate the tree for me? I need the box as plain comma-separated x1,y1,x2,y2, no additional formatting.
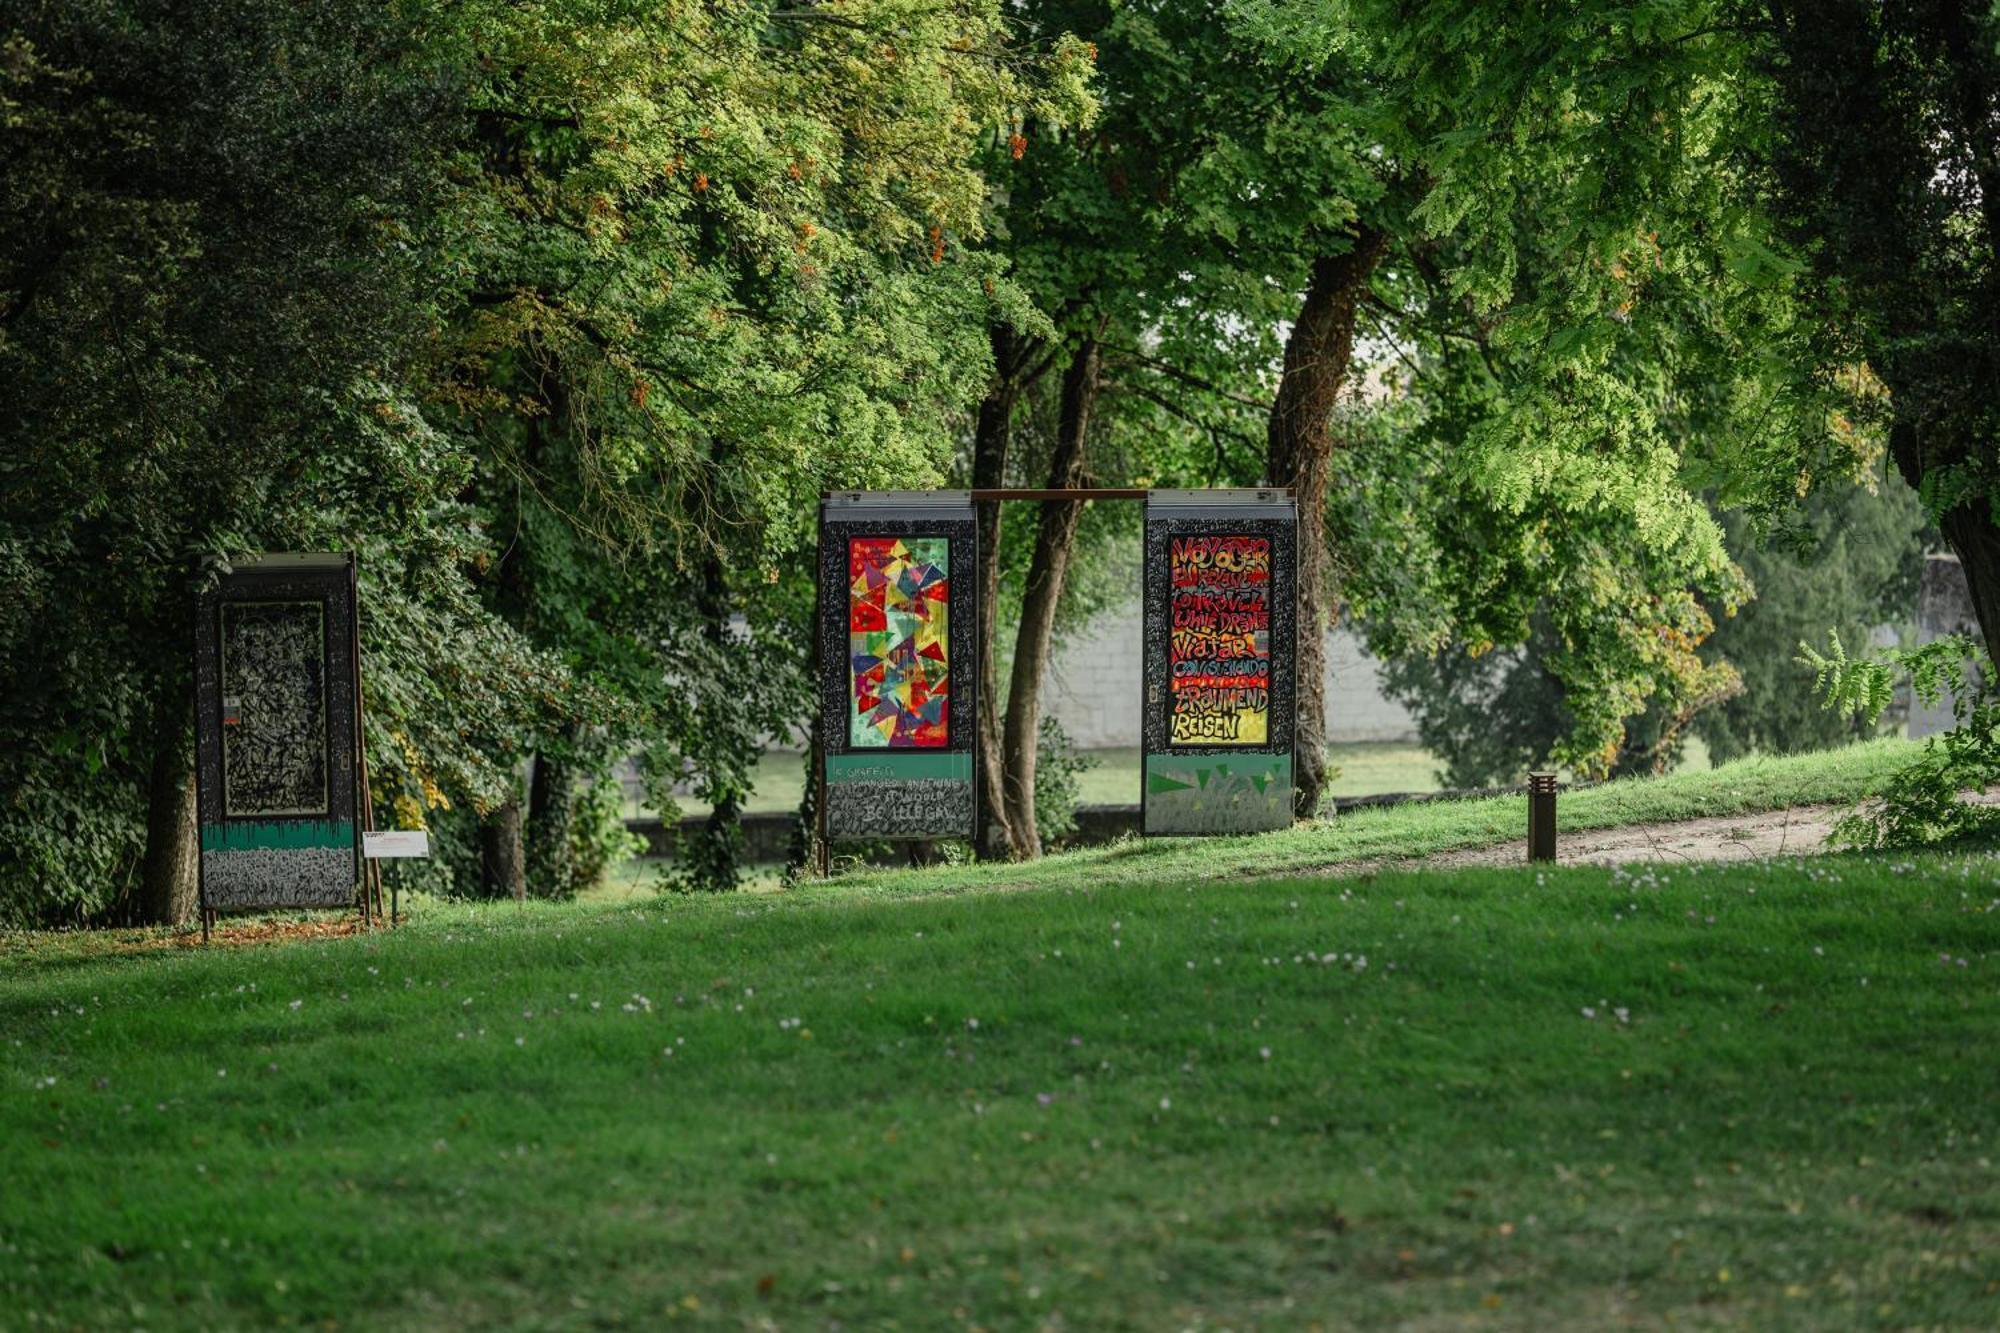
1698,475,1930,762
969,0,1376,848
1755,1,2000,666
425,0,1095,886
1283,0,1907,779
0,0,489,924
1378,474,1927,787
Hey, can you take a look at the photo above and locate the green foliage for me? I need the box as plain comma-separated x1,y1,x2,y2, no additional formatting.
0,0,1098,915
568,775,643,894
1754,1,2000,592
1032,715,1096,844
1697,477,1928,762
0,0,489,922
1379,623,1573,789
1385,474,1929,788
1799,630,2000,848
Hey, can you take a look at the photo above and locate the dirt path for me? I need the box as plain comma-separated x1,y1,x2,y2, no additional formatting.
1422,803,1845,870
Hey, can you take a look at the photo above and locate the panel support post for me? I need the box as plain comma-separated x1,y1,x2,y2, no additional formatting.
1527,772,1558,863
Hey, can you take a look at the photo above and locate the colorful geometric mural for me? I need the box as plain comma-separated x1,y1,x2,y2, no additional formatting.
1168,534,1271,745
848,536,950,748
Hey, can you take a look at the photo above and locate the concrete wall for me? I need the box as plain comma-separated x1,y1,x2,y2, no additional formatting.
1910,553,1979,740
1042,597,1417,748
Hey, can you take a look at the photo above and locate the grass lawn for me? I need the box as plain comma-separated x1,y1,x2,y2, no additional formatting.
1067,742,1445,808
5,737,1994,1329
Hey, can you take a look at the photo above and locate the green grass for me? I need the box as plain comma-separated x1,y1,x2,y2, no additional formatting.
7,736,1992,1330
1069,742,1443,807
808,736,1916,893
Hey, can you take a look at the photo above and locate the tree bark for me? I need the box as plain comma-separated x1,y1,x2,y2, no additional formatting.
481,798,526,901
1267,232,1388,820
1000,339,1100,859
525,747,576,897
968,326,1048,856
1939,503,2000,671
138,718,198,926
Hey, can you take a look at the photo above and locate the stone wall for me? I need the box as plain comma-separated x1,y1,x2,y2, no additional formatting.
1910,553,1979,740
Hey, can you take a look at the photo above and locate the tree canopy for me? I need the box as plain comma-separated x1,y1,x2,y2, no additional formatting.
2,0,1978,919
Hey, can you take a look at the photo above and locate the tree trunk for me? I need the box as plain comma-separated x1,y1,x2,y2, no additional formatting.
1000,339,1100,859
680,550,745,891
1914,9,2000,671
526,747,576,897
138,719,198,926
786,710,824,878
1939,502,2000,671
973,324,1026,859
481,798,526,901
1267,232,1388,820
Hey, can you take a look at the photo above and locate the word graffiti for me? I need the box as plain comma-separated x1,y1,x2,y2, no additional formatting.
1169,536,1271,589
1169,536,1271,744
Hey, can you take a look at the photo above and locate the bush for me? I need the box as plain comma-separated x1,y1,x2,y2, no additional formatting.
1035,716,1097,844
570,774,643,893
1800,631,2000,848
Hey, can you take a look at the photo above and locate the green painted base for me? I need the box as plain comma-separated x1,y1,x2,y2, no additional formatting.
825,751,973,784
200,819,354,853
1144,752,1292,835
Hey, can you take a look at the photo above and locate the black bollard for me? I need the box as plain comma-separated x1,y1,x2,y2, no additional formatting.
1527,771,1558,863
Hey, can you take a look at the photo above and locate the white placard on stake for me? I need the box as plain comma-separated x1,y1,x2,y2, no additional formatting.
363,830,431,859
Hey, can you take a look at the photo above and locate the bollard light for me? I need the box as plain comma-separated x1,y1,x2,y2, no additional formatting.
1527,771,1558,863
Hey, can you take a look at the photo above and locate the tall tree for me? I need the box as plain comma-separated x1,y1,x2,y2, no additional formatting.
0,0,496,924
430,0,1095,886
1757,0,2000,665
1266,234,1388,813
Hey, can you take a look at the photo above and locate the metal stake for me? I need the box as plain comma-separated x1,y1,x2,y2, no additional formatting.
1527,771,1558,863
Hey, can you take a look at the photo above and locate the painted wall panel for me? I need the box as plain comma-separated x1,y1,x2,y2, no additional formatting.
194,555,360,910
1142,493,1297,835
818,494,977,840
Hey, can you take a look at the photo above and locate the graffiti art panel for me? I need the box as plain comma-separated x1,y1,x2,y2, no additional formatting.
219,601,330,816
1169,535,1271,745
849,536,950,748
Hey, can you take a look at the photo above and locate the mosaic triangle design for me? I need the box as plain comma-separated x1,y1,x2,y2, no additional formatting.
848,536,949,747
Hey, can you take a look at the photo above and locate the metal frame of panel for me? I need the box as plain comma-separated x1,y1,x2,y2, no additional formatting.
816,492,978,842
1141,490,1298,835
193,553,362,911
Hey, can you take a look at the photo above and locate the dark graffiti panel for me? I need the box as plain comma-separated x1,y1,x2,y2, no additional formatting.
219,601,329,816
194,558,359,912
1142,495,1297,835
824,778,975,839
